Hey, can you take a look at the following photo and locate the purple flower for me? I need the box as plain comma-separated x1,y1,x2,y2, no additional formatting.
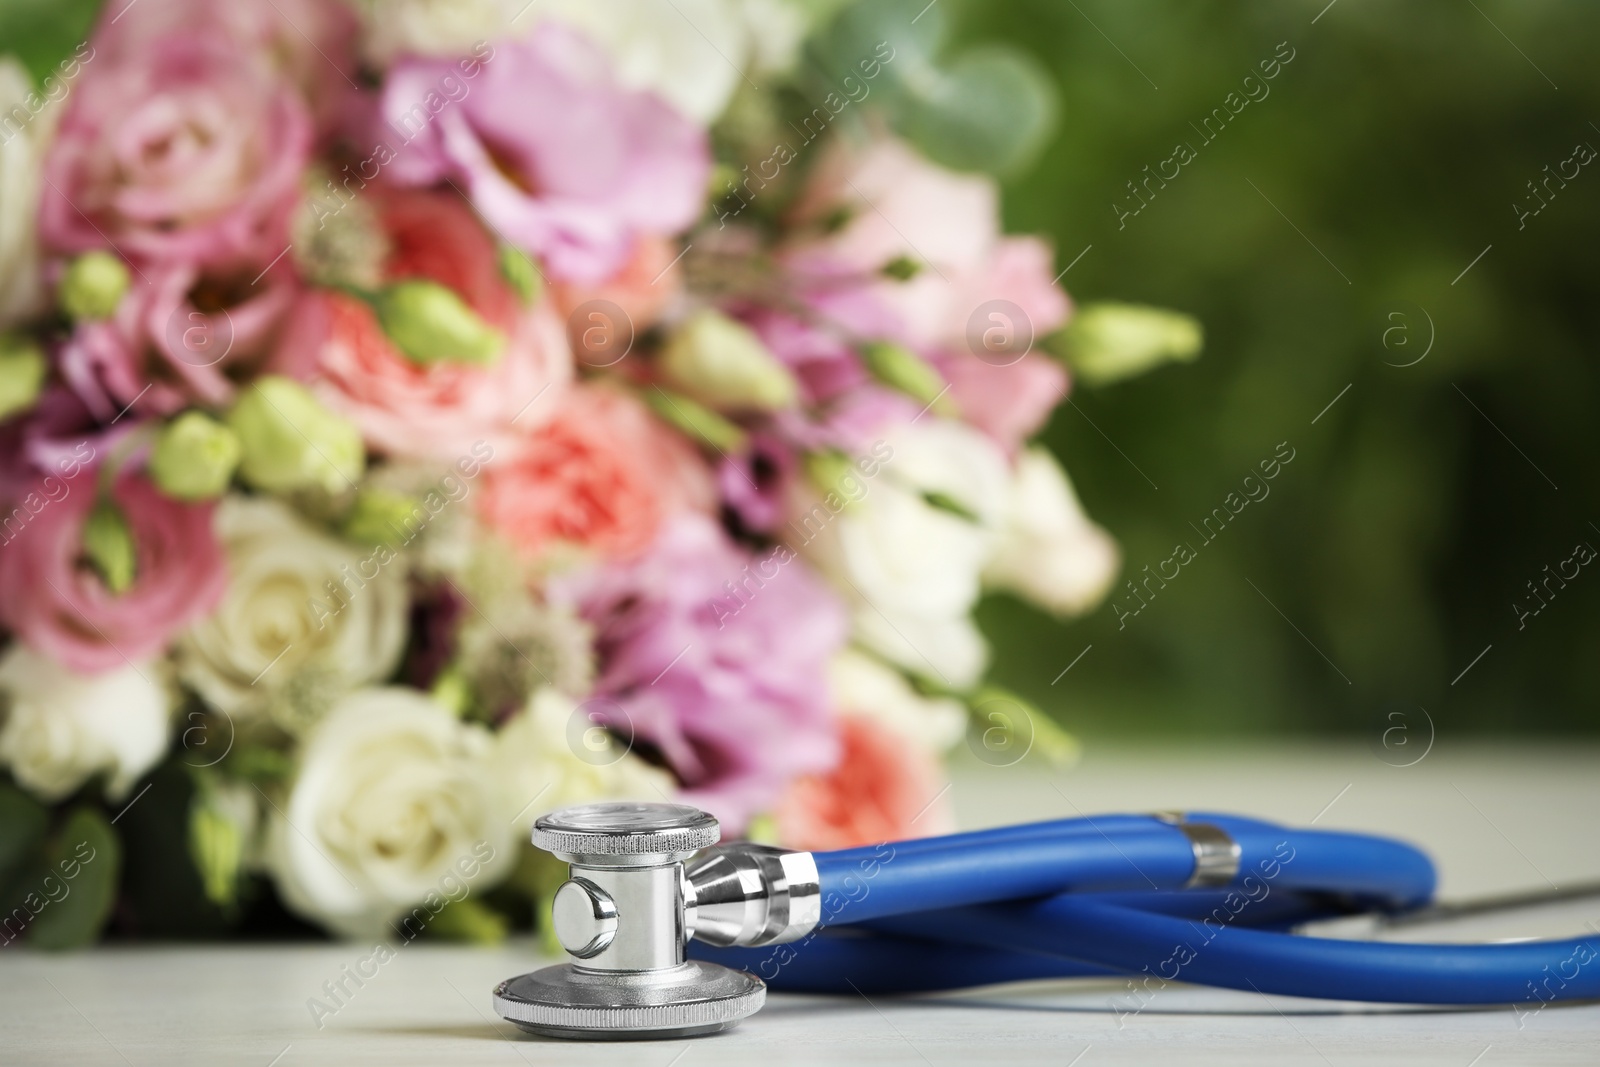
382,26,710,283
557,515,847,831
717,432,795,538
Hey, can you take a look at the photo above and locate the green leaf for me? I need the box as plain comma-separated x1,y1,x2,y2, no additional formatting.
969,685,1080,768
805,0,1059,177
26,806,120,950
807,0,945,98
897,46,1059,176
0,0,102,86
223,746,295,783
498,243,543,306
0,780,48,886
921,489,982,523
644,387,749,453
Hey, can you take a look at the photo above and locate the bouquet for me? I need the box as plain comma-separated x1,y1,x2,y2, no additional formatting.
0,0,1198,946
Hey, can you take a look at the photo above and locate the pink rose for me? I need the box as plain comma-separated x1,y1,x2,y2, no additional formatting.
292,188,572,460
58,259,300,420
90,0,358,137
0,468,226,673
382,26,710,283
774,715,953,852
41,30,312,268
477,384,713,561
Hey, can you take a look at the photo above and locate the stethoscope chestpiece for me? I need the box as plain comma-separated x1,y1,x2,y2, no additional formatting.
492,801,768,1041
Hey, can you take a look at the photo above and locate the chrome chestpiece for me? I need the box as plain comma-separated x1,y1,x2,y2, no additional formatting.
492,801,819,1040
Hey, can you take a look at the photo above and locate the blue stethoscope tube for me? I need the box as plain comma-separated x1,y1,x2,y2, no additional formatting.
690,813,1600,1005
813,814,1436,921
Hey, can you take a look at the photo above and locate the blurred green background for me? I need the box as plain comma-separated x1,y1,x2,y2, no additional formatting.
967,1,1599,737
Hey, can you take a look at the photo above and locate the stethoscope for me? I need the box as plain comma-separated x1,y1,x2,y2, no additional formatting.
492,802,1600,1040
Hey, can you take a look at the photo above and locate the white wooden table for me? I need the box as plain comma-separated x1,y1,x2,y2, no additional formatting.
5,742,1598,1065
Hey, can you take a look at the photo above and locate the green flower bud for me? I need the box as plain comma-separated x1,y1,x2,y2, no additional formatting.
227,376,365,495
881,255,922,281
803,449,859,508
644,386,748,454
343,487,422,548
59,251,131,321
742,812,781,846
660,309,798,411
1050,302,1202,386
188,793,245,908
498,243,543,306
429,664,473,718
149,411,241,501
82,498,137,594
707,161,740,199
374,280,506,365
859,341,955,414
0,335,48,423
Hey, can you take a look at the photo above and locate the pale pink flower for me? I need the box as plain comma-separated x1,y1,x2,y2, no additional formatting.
932,350,1067,455
557,514,848,831
787,136,1070,352
382,25,710,283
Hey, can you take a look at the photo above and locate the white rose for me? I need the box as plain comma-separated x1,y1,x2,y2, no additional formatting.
829,648,966,753
535,0,747,122
351,0,525,66
265,687,511,937
804,419,1007,688
983,447,1120,616
493,688,674,834
177,497,407,721
0,57,53,328
0,646,170,803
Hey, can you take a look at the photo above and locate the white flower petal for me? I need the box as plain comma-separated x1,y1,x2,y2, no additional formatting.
0,646,170,803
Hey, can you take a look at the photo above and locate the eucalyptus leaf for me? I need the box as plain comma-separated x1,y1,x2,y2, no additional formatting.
804,0,1059,177
26,807,120,950
896,46,1059,176
807,0,945,97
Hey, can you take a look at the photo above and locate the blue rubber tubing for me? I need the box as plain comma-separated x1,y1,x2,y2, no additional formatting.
890,895,1600,1005
691,928,1111,993
690,888,1351,993
786,816,1599,1004
813,817,1436,925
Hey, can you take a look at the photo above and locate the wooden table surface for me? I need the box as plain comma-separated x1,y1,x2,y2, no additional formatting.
4,742,1598,1065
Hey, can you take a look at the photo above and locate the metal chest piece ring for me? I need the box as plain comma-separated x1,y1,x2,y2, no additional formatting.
492,801,819,1040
